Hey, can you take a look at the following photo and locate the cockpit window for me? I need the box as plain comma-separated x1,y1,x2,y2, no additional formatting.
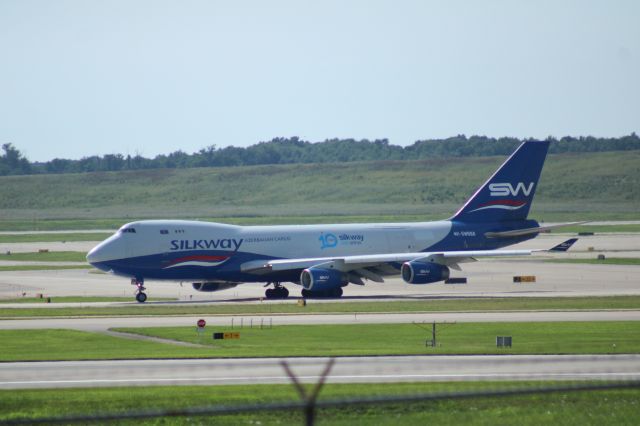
160,230,168,235
121,228,136,233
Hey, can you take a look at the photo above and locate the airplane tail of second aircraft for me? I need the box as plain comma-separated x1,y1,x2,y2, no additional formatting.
450,140,550,223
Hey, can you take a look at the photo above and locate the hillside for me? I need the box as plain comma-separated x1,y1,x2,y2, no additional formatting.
0,150,638,222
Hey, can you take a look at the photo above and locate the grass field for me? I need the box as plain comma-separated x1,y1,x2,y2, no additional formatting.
2,383,638,425
2,295,640,317
1,322,638,361
0,251,87,262
1,150,639,225
114,322,640,357
1,296,640,318
0,329,207,361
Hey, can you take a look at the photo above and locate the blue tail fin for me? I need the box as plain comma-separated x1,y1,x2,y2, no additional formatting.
451,140,550,223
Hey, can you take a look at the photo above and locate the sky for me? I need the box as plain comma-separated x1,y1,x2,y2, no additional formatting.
0,0,638,161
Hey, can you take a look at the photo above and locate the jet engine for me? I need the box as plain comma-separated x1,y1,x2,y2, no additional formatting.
401,261,450,284
300,267,347,291
192,282,238,292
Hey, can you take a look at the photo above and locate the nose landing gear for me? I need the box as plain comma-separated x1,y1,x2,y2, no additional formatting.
264,282,289,299
131,278,147,303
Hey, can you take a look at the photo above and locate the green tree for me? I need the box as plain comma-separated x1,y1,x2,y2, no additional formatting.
0,143,31,175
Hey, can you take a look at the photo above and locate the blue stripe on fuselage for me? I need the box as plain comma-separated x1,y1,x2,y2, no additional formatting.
92,249,286,282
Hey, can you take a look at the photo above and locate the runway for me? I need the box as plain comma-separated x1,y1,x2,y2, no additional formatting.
1,311,639,331
1,355,638,389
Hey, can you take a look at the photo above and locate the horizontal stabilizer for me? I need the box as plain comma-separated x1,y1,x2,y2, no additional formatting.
485,222,587,238
548,238,578,252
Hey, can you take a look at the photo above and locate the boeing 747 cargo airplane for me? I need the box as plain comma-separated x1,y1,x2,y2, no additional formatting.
87,140,578,302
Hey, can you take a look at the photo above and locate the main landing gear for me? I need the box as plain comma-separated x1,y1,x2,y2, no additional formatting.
131,278,147,303
264,282,289,299
301,287,343,298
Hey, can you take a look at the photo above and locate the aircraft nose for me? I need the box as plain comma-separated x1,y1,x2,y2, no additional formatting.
86,235,125,265
86,245,102,265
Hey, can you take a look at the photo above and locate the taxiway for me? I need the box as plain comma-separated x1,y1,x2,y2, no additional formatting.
1,355,638,389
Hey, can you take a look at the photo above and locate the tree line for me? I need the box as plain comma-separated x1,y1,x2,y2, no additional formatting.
1,133,638,176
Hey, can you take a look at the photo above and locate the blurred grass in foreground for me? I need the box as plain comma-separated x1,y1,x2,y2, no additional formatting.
1,383,638,425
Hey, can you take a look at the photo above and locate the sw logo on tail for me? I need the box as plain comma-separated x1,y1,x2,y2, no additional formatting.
489,182,534,197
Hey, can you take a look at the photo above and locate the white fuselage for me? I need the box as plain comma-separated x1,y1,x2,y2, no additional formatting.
87,219,454,281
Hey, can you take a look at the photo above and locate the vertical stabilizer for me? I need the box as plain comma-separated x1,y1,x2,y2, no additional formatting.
451,141,550,223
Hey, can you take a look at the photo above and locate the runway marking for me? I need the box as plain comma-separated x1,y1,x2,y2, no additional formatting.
2,372,639,387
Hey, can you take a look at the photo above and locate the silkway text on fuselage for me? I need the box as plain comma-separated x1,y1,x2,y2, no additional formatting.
170,239,243,251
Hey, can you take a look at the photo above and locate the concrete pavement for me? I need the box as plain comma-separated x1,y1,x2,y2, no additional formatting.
1,354,638,389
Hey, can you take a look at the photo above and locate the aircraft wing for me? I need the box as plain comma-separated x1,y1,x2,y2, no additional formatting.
240,249,532,283
241,238,578,283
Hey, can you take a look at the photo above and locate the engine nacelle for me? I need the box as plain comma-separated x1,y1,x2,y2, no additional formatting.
192,282,238,292
401,261,450,284
300,267,347,291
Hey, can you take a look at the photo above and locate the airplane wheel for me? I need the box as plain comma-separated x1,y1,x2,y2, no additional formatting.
136,292,147,303
265,288,274,299
278,287,289,298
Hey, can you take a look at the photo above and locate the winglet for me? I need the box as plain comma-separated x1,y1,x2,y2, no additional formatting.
548,238,578,252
